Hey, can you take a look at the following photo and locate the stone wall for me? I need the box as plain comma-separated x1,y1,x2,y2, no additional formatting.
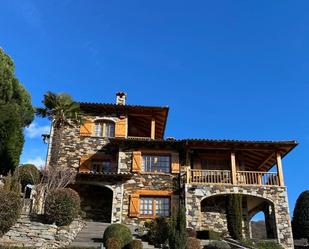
122,172,178,226
0,215,85,248
185,184,294,249
201,212,228,234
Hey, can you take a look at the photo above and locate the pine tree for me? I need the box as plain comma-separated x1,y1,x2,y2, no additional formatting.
292,190,309,242
0,48,34,175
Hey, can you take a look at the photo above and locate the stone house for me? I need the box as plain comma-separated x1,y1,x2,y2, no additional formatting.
46,92,297,249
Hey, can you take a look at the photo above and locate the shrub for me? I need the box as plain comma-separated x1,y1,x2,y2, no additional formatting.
256,241,284,249
127,239,143,249
226,194,243,240
186,228,197,238
168,205,187,249
0,189,22,235
145,217,170,246
18,164,40,189
185,237,201,249
103,224,132,248
44,188,80,226
292,190,309,242
3,171,22,196
204,240,231,249
105,237,122,249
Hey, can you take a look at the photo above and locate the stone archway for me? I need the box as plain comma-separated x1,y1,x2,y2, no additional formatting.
71,183,113,222
199,193,277,239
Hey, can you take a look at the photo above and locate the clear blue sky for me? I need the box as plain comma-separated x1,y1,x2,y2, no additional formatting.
0,1,308,216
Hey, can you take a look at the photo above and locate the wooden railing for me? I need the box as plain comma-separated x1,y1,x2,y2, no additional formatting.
187,169,279,186
188,169,232,185
236,171,279,186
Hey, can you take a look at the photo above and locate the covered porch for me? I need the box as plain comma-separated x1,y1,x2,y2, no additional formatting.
183,139,297,187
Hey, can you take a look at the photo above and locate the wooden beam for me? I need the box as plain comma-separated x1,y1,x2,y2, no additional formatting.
231,151,237,185
258,152,275,170
151,118,156,139
276,152,285,186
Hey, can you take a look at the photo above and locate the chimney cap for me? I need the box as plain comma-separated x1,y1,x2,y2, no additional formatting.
116,91,127,105
116,91,126,97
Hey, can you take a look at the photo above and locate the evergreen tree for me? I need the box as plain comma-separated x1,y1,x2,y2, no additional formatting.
292,190,309,242
169,205,187,249
226,194,243,240
0,48,34,175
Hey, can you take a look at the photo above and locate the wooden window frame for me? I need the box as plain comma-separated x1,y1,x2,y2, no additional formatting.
139,196,171,218
91,160,112,173
93,120,115,138
142,154,171,174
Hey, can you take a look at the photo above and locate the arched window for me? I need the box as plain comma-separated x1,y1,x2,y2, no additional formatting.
94,120,115,137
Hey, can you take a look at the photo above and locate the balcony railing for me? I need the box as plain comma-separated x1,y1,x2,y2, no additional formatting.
187,169,279,186
236,171,279,186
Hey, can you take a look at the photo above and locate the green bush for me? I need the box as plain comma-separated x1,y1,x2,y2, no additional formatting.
127,239,143,249
105,237,122,249
0,190,22,235
292,190,309,241
44,188,81,226
103,224,132,248
256,241,284,249
18,164,40,189
241,240,284,249
185,237,201,249
145,217,170,246
204,240,231,249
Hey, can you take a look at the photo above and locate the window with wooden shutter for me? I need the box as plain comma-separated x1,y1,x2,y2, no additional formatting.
129,194,139,217
80,120,93,136
115,117,127,138
171,153,180,173
79,156,92,172
132,151,142,173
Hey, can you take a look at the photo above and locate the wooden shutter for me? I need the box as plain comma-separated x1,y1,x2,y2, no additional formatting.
171,153,180,173
129,194,139,217
132,151,142,173
79,156,92,172
80,120,93,136
115,117,127,138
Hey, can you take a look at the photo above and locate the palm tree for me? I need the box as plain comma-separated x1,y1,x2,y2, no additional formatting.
36,91,82,168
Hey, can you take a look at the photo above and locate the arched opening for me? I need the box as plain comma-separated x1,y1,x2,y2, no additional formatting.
200,194,277,239
250,211,267,239
71,184,113,222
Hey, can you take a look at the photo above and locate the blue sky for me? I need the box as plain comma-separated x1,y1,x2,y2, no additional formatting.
0,1,308,216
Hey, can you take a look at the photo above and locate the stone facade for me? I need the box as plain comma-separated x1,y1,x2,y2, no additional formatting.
185,184,294,249
0,215,85,248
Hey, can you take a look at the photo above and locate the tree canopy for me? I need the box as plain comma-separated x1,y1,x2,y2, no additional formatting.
0,48,34,175
292,190,309,242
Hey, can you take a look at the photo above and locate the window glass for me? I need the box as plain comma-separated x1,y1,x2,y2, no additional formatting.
140,197,170,217
91,160,112,173
142,155,170,173
94,120,115,137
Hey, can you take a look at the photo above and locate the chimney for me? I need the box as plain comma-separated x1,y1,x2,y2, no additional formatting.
116,92,127,105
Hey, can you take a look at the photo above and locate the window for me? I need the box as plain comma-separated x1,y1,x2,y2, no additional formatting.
140,197,170,217
91,160,112,173
94,120,115,137
142,155,170,173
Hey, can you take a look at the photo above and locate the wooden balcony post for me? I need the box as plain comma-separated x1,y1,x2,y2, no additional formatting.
276,152,285,186
186,167,190,184
151,118,156,139
231,151,237,185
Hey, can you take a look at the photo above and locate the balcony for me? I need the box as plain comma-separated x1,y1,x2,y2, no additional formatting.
186,169,279,186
